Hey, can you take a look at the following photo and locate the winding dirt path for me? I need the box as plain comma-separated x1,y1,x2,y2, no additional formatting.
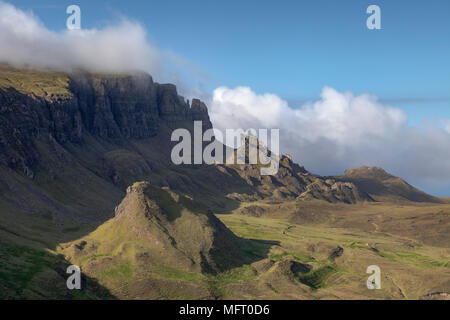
387,274,408,299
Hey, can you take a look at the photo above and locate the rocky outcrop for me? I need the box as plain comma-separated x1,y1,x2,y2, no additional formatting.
297,178,371,204
0,68,211,176
420,292,450,300
225,153,373,203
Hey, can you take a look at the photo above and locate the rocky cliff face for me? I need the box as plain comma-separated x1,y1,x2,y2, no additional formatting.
0,66,376,214
0,67,212,177
1,65,435,230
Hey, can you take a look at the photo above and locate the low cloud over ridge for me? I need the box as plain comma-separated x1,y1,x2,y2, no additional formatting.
0,1,161,73
0,1,212,99
209,86,450,195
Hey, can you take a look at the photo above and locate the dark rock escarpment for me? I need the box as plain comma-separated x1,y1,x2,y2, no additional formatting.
0,70,212,177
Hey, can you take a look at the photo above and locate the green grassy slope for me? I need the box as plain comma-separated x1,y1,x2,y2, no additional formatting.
215,203,450,299
338,167,443,203
0,65,71,99
59,182,271,299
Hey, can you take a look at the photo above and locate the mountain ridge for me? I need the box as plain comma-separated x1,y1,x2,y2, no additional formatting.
0,65,443,230
0,65,448,300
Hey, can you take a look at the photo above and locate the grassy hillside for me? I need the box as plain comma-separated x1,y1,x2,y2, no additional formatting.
59,182,271,299
54,192,450,300
215,204,450,299
0,229,114,299
0,65,71,99
337,166,443,203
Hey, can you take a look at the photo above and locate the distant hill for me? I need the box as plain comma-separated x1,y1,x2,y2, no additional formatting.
336,166,444,203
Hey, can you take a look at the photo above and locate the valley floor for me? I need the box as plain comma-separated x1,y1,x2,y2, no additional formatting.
211,200,450,299
1,198,449,300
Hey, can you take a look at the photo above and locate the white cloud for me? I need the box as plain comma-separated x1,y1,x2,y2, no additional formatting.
444,120,450,134
210,86,291,129
0,1,161,74
0,1,215,98
209,86,450,192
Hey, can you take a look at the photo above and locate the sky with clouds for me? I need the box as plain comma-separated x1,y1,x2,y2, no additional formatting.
1,0,450,195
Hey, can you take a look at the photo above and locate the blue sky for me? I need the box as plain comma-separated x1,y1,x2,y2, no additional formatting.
13,0,450,125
